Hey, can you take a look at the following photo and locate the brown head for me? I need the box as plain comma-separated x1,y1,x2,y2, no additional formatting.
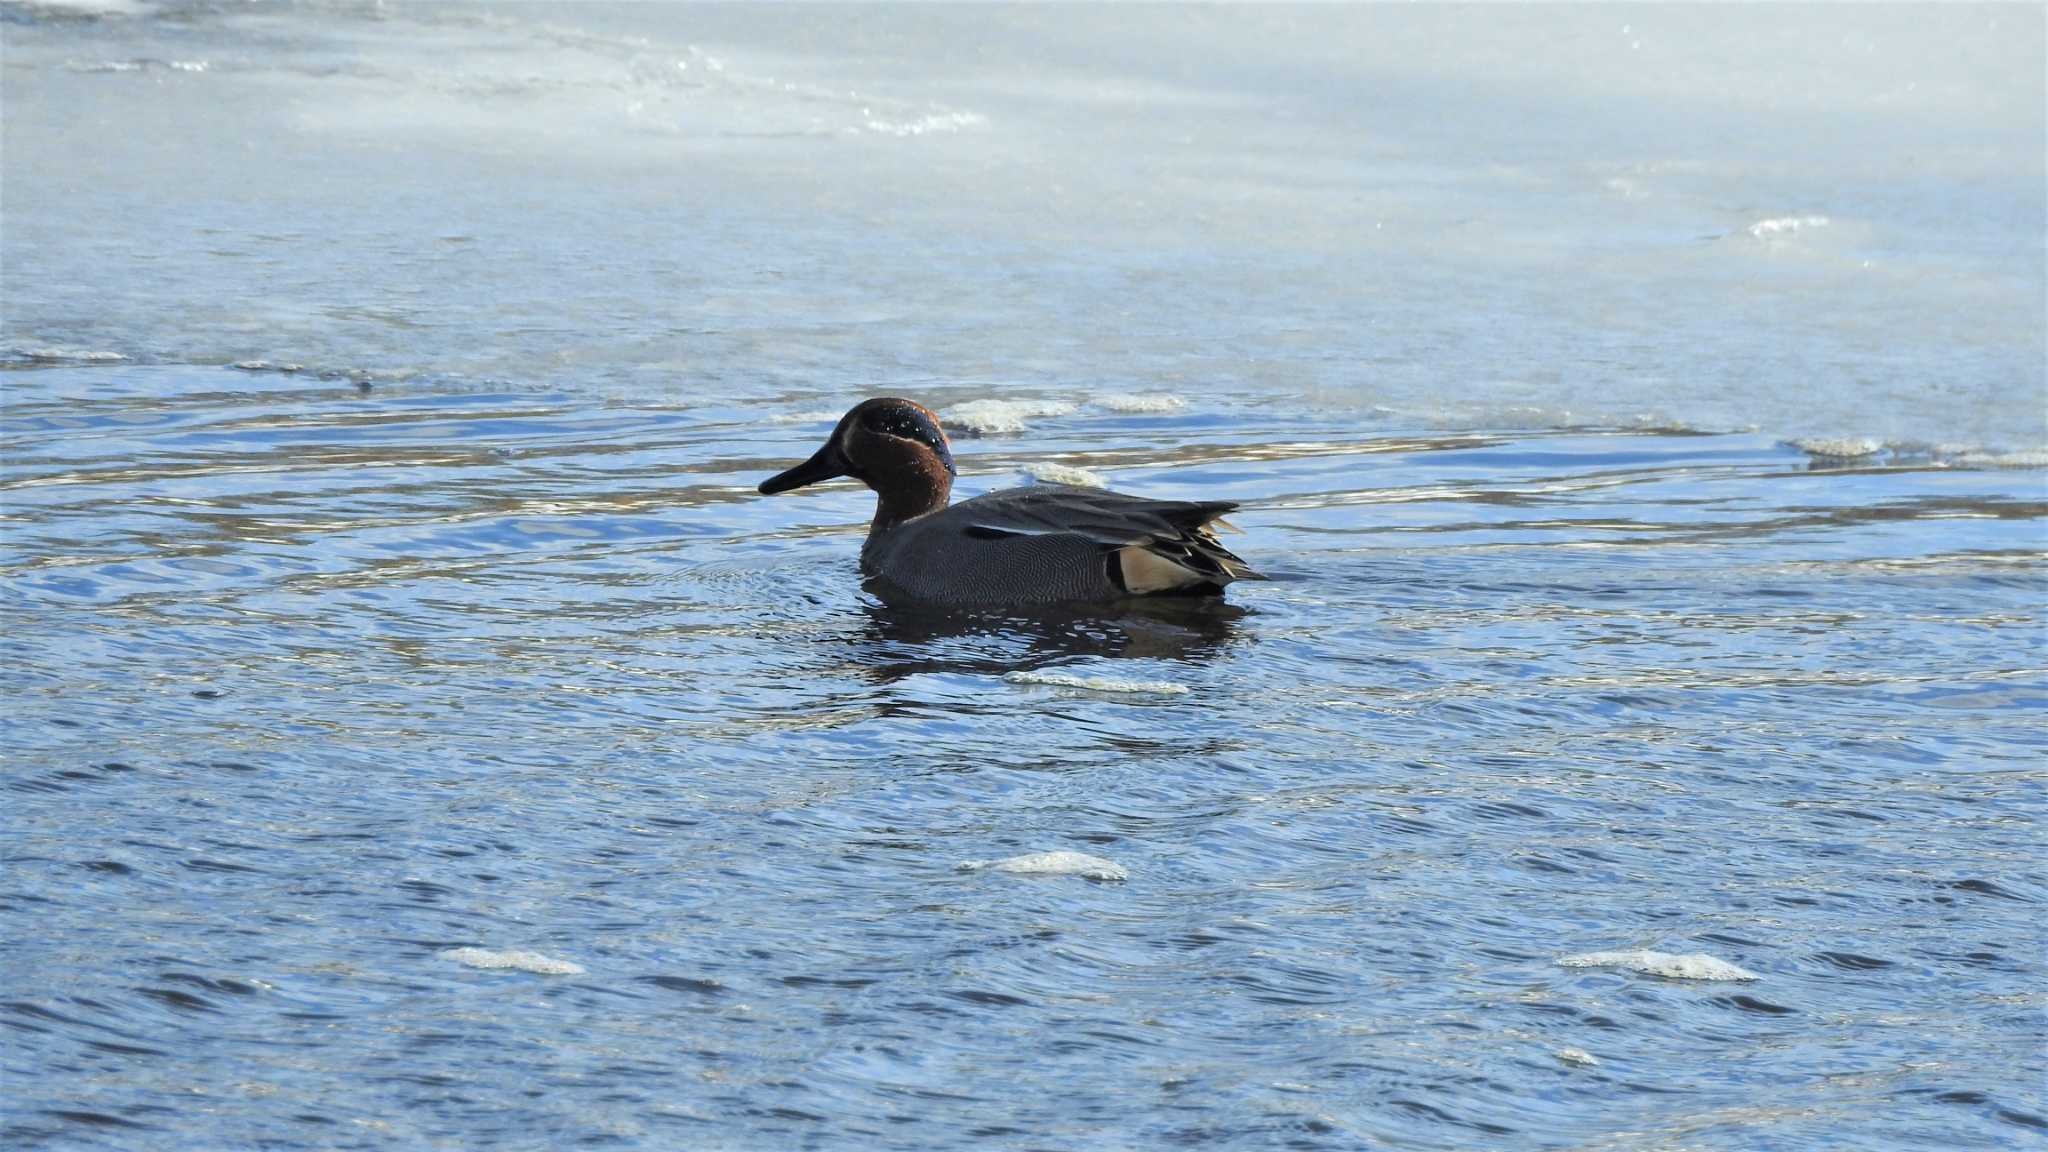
758,398,957,528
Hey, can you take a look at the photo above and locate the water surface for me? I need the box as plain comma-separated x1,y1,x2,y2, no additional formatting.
3,3,2044,1149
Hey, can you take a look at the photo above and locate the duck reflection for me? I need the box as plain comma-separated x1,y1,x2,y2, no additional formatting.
838,593,1249,684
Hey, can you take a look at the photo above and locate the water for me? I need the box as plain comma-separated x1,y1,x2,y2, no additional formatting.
3,3,2044,1149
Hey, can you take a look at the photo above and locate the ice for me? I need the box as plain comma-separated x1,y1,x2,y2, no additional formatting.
1747,215,1831,238
1022,461,1107,488
941,400,1077,435
1094,393,1186,414
959,851,1129,881
440,947,585,975
1558,949,1758,981
1789,436,1885,460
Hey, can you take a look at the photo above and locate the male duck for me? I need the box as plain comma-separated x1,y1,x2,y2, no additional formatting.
758,398,1260,604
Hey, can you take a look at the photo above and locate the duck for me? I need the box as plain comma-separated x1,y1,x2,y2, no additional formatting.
757,398,1260,604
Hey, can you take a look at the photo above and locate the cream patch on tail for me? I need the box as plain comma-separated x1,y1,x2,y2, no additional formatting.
1118,544,1210,593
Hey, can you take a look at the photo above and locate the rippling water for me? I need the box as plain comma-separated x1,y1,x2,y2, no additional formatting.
4,3,2045,1149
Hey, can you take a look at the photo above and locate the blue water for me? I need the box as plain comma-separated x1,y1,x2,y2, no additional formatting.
3,3,2045,1149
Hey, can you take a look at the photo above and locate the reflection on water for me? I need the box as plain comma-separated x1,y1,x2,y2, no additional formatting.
845,596,1251,684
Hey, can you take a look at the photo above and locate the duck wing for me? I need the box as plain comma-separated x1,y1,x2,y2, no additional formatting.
956,485,1262,591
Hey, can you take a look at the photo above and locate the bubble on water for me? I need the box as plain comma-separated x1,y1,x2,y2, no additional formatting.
1558,949,1758,981
959,851,1128,881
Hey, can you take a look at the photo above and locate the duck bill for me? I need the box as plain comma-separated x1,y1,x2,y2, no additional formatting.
758,442,850,495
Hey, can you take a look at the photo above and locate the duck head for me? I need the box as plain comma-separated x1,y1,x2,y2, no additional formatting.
759,398,957,528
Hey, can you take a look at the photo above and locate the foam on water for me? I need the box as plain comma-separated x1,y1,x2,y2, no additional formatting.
958,851,1129,881
1021,461,1107,488
1003,669,1190,696
440,948,586,976
1554,1048,1600,1067
1558,950,1759,982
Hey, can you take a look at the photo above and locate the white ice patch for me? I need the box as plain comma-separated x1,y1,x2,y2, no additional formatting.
29,0,156,13
6,345,129,364
1003,670,1190,696
859,110,986,137
1093,393,1186,414
1789,436,1884,460
440,947,585,976
942,399,1076,435
1558,950,1758,982
1022,461,1107,488
1747,215,1830,239
959,851,1128,881
1950,449,2048,470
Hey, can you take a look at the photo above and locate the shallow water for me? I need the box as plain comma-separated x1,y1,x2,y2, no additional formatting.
4,3,2046,1149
